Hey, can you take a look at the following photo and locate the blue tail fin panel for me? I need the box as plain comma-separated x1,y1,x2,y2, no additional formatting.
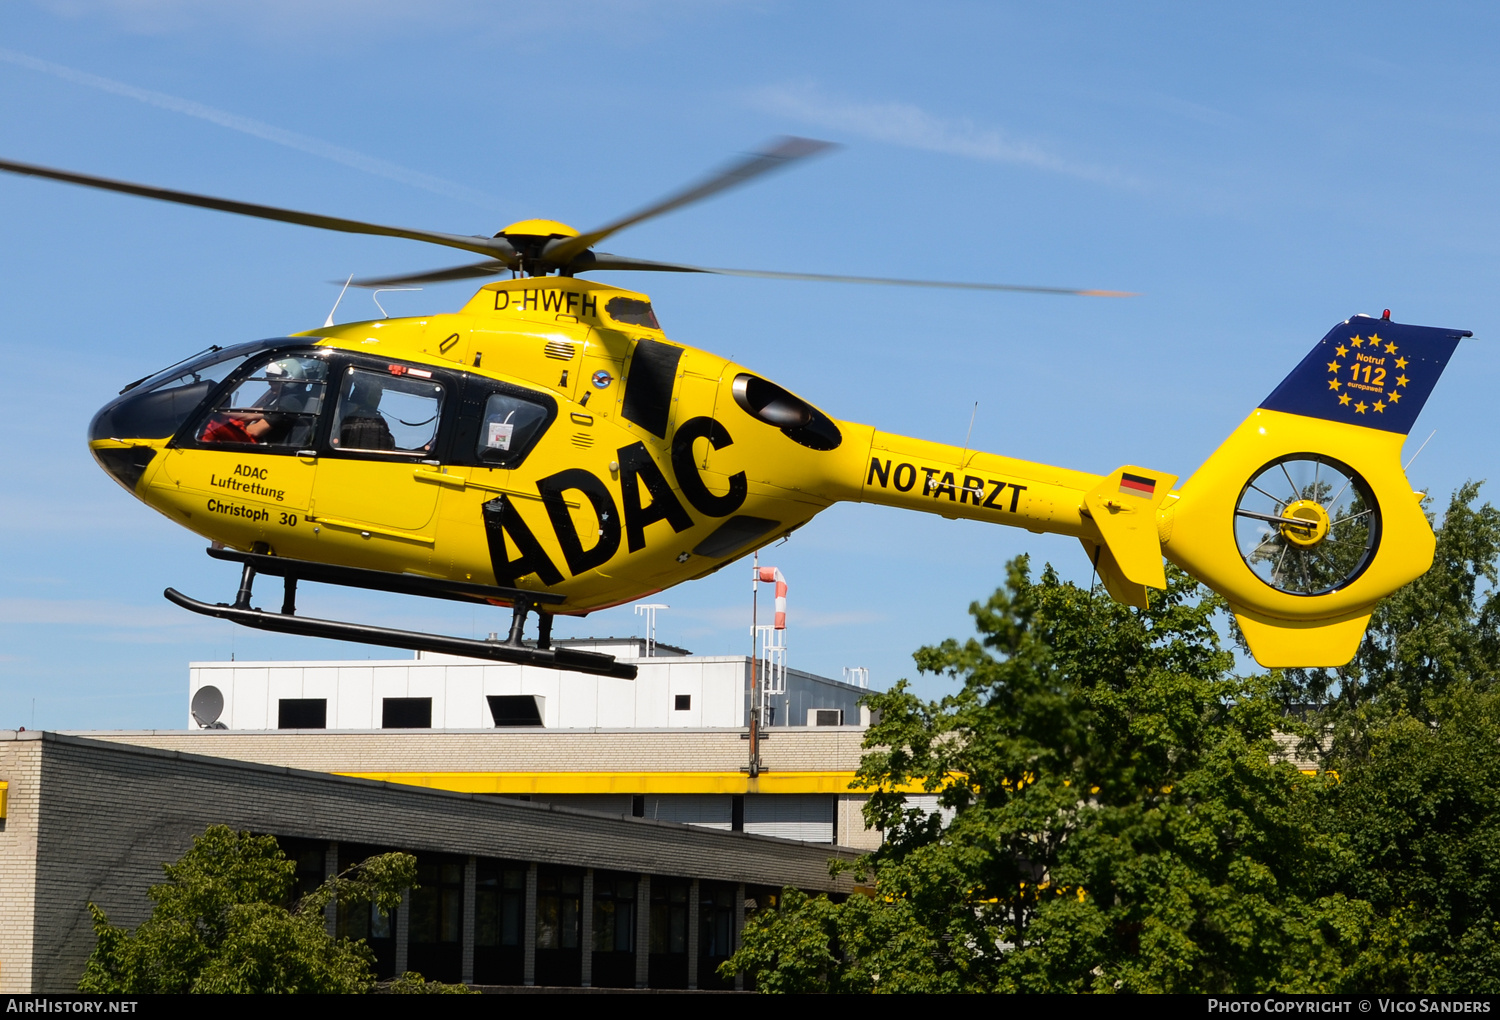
1259,316,1470,435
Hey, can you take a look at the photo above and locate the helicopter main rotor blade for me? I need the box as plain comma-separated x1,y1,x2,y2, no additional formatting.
541,137,836,269
349,260,512,288
577,251,1137,296
0,157,519,264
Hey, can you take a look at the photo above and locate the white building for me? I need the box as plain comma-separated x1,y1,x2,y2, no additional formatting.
168,638,914,850
189,638,870,732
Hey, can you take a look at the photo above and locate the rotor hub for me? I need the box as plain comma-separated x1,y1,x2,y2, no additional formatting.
1279,499,1330,547
493,220,582,275
496,219,579,241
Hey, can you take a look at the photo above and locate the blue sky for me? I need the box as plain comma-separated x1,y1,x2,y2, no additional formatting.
3,1,1500,728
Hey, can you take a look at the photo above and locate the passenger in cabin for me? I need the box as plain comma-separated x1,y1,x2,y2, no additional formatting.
335,376,396,451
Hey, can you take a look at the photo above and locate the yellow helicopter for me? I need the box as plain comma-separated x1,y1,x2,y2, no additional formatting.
0,141,1469,679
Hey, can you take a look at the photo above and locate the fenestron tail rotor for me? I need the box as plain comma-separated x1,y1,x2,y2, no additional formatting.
1233,454,1381,596
0,141,1135,297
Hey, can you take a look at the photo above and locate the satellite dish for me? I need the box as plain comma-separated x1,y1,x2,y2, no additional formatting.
190,685,225,729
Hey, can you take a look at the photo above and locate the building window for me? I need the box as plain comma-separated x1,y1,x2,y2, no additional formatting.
591,872,638,989
476,864,526,949
408,857,464,983
487,694,544,727
650,879,688,954
475,860,526,986
338,896,393,941
337,844,396,979
382,697,431,728
275,836,327,904
277,699,326,729
537,870,582,951
810,708,844,726
535,867,584,987
674,694,691,711
593,874,636,953
649,877,691,989
698,881,738,990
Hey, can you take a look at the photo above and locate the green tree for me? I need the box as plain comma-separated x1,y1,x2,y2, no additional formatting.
1301,485,1500,992
730,560,1343,992
726,485,1500,994
1314,686,1500,992
80,825,429,994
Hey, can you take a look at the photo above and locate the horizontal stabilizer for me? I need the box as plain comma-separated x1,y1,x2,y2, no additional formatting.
1081,465,1178,597
1079,537,1150,609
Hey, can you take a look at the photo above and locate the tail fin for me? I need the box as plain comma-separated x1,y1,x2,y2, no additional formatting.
1164,315,1470,667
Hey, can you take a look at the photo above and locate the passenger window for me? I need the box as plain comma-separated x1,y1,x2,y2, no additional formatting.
331,366,444,456
198,354,329,448
476,392,551,468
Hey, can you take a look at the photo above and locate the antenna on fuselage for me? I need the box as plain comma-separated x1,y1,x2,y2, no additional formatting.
324,274,352,328
960,401,978,469
372,287,421,319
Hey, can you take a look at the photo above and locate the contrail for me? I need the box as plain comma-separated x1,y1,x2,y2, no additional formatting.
748,82,1142,190
0,48,505,210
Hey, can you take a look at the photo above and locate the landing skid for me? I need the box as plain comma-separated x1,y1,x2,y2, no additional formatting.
166,549,636,680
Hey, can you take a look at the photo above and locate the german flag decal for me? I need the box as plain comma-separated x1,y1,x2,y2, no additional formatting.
1119,473,1156,499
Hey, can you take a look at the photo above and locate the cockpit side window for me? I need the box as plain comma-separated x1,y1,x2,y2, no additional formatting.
448,376,557,470
197,354,330,449
329,366,445,457
476,393,551,467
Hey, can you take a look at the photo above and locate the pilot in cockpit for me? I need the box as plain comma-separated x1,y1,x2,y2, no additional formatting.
200,357,325,446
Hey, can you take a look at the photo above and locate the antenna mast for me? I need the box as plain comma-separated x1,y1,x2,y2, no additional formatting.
748,552,761,778
633,603,669,657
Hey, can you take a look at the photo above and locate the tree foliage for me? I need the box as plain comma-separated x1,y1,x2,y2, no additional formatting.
79,825,437,994
726,486,1500,994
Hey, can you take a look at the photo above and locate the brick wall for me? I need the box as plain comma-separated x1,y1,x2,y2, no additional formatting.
79,726,871,774
0,733,42,993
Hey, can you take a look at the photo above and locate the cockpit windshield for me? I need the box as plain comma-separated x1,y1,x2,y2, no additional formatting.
88,339,293,442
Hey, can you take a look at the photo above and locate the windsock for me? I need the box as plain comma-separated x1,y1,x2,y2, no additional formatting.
756,567,787,629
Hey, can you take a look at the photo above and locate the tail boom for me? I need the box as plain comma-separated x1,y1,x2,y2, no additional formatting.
852,432,1174,607
857,430,1102,537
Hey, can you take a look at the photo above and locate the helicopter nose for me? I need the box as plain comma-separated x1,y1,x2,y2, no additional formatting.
90,442,158,493
87,381,173,493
